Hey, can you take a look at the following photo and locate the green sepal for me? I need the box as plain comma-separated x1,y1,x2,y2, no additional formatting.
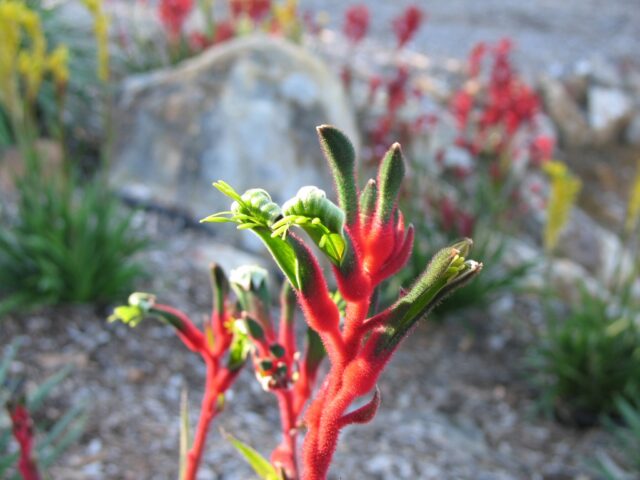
223,431,282,480
372,239,482,356
376,143,405,223
227,320,252,371
230,265,271,317
269,343,285,358
316,125,359,226
210,263,229,318
245,316,265,341
359,179,377,222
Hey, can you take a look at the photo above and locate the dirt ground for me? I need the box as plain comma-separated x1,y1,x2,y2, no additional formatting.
0,210,615,479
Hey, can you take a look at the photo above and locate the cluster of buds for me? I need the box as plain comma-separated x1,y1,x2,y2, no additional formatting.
202,125,481,478
110,265,251,480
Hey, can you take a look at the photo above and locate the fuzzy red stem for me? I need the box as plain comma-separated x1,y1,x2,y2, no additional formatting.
184,355,220,480
272,390,300,479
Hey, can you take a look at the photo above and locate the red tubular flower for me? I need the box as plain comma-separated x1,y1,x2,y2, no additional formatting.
343,5,369,45
468,42,487,77
387,65,410,112
451,89,474,131
158,0,193,39
214,21,236,44
8,403,40,480
530,135,554,166
229,0,271,22
392,5,425,49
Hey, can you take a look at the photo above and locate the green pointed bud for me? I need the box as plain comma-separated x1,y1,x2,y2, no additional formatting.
269,343,286,358
244,315,265,340
209,263,229,317
108,292,157,327
317,125,358,225
280,280,297,325
359,179,378,223
372,241,482,356
376,143,405,223
229,265,270,313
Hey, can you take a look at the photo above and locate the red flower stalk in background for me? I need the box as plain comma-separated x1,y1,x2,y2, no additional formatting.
229,0,271,23
468,42,487,78
203,125,482,478
159,0,193,39
109,266,249,480
8,401,40,480
392,5,425,48
343,5,370,45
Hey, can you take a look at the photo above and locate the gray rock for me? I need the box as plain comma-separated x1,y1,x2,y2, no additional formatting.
588,86,634,144
111,35,359,228
625,111,640,146
538,76,590,147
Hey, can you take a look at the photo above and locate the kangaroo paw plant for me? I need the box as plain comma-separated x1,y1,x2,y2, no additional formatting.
116,126,482,480
109,265,250,480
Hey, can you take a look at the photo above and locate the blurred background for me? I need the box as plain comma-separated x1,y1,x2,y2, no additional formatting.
1,0,639,478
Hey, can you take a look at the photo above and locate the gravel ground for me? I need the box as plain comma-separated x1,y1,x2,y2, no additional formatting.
301,0,640,73
0,211,615,480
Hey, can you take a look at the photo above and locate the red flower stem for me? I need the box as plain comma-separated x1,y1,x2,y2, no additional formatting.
342,298,371,357
184,354,220,480
274,390,300,479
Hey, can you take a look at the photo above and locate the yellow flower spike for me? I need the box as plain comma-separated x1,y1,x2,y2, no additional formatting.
81,0,110,82
47,45,70,87
543,160,582,254
625,158,640,235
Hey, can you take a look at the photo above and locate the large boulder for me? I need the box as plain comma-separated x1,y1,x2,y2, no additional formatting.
111,35,359,227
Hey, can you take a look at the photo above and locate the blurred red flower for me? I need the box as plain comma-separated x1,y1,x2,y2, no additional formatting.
229,0,271,22
159,0,193,38
344,5,370,45
392,5,425,48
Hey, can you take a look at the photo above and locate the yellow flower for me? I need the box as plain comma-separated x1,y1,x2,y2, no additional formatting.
82,0,110,82
94,13,110,82
47,45,70,87
625,158,640,235
274,0,297,29
543,161,582,254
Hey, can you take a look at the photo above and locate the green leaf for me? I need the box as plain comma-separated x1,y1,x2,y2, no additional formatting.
316,125,359,226
252,228,300,290
223,431,281,480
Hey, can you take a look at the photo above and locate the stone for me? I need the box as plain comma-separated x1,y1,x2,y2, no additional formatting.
538,76,590,147
111,35,359,229
587,86,634,144
625,111,640,146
